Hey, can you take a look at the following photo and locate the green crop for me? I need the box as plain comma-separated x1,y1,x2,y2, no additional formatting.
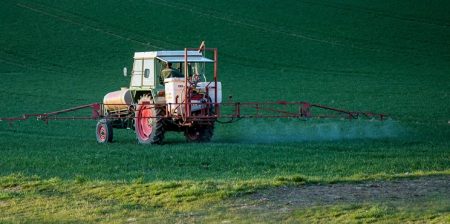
1,0,449,222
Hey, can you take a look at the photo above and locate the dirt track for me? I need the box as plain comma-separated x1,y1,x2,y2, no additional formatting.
234,176,450,210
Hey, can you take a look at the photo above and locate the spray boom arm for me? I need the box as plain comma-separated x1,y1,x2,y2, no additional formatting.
0,101,386,125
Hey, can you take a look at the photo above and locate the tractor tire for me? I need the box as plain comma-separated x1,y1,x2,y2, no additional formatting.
184,124,214,143
96,119,113,143
135,95,164,144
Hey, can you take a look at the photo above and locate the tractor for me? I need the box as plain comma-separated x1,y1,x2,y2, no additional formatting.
97,46,221,144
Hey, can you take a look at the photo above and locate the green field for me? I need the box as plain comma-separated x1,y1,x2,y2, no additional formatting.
1,0,449,222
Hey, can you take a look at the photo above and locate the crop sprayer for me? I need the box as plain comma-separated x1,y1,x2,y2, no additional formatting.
0,42,387,144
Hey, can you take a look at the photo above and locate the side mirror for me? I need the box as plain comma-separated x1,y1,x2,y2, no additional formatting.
144,69,150,78
123,67,128,77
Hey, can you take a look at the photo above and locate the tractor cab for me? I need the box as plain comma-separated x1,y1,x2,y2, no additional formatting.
127,49,221,115
129,51,213,91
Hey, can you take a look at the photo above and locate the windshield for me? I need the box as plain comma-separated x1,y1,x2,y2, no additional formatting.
157,60,208,83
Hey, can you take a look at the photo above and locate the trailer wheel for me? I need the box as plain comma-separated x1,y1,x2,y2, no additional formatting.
135,95,164,144
185,124,214,143
96,119,113,143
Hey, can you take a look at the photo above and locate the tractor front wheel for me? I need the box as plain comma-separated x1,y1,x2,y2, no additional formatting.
96,119,113,143
135,95,164,144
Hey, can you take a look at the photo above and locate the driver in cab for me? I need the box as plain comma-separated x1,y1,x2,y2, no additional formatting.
160,62,183,84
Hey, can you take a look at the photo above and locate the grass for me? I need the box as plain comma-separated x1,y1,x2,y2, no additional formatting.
204,201,450,223
290,201,450,223
0,0,449,222
0,131,449,181
2,173,449,223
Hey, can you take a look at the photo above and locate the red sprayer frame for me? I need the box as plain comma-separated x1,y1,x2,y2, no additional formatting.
181,47,220,124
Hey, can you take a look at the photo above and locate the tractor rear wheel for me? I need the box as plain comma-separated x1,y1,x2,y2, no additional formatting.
185,124,214,143
135,95,164,144
96,119,113,143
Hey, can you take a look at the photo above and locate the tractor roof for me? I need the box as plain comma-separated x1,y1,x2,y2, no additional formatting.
134,51,213,63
